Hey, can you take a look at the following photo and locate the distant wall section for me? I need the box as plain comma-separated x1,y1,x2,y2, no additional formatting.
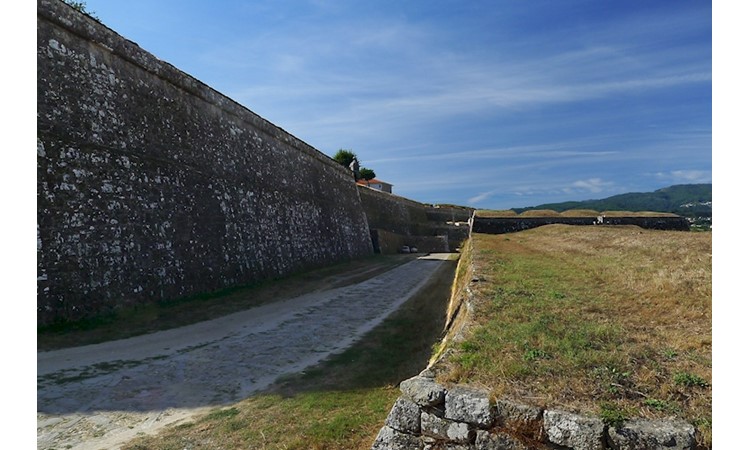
357,186,473,253
472,216,690,234
37,0,373,325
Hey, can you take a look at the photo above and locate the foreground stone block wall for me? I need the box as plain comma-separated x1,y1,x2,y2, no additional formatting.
37,0,373,325
373,371,697,449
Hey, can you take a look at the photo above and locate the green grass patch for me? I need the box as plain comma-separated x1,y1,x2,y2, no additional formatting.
599,402,630,428
674,372,709,388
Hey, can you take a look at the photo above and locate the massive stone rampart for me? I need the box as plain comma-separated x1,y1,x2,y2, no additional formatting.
358,186,433,237
37,0,372,325
357,186,472,253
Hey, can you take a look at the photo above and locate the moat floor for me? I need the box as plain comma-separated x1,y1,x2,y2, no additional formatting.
37,254,452,450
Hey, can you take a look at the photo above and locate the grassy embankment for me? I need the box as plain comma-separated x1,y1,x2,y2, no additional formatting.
434,225,711,447
121,255,459,450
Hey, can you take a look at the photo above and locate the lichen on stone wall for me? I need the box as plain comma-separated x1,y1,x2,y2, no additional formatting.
37,0,373,325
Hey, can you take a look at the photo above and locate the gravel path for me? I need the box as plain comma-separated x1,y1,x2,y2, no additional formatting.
37,255,451,450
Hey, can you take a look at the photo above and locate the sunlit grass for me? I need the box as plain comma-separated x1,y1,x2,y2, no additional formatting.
127,389,399,450
438,225,711,446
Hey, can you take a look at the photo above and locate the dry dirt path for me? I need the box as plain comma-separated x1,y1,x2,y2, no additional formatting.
37,254,452,450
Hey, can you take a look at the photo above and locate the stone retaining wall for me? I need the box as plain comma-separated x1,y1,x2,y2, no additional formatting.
371,229,450,255
373,370,697,450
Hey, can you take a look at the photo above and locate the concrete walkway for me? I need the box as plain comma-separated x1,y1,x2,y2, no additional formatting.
37,254,453,450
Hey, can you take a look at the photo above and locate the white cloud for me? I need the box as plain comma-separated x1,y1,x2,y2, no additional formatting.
571,178,614,193
654,170,712,184
468,191,494,204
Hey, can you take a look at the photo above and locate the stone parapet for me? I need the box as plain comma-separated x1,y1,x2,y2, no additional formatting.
372,373,696,450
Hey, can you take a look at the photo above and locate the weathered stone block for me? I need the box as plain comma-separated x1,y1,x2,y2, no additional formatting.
494,398,543,439
371,425,422,450
445,386,493,428
543,409,606,450
386,396,422,435
606,419,696,450
423,443,473,450
475,429,537,450
421,411,474,443
400,375,447,407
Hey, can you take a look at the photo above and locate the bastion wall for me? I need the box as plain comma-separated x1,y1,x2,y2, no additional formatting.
358,186,472,253
37,0,373,325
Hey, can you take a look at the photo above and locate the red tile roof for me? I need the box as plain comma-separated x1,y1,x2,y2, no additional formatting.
356,178,391,186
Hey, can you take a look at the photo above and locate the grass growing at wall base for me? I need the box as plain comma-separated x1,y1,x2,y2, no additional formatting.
123,256,458,450
38,254,415,350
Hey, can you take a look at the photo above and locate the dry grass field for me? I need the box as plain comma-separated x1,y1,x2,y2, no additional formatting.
437,225,712,446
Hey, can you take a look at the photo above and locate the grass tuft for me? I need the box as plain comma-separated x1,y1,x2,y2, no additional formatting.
599,402,630,428
674,372,709,388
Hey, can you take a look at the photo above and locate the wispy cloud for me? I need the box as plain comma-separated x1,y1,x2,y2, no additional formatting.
468,190,496,204
654,170,712,184
367,140,620,166
572,178,615,194
210,3,711,154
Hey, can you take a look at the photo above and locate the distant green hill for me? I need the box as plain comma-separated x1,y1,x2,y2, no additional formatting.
513,184,711,226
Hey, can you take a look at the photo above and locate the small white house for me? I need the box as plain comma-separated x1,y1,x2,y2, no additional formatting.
357,178,393,193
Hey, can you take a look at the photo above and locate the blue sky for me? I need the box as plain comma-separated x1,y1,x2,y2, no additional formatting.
74,1,711,209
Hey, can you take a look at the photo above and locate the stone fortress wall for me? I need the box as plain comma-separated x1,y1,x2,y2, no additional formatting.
357,186,473,254
37,0,374,325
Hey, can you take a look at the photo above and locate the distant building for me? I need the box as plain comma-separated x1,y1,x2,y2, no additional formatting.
357,178,393,193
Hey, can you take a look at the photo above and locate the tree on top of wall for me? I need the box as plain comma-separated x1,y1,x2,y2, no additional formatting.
332,149,376,181
333,149,357,168
359,167,376,183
